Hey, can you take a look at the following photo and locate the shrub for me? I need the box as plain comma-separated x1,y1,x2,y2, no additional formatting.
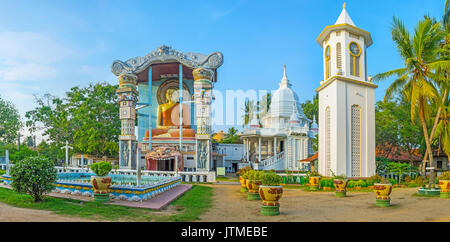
347,180,358,188
242,170,251,179
356,180,367,187
308,171,320,177
89,161,112,176
404,175,412,183
261,172,282,186
414,176,424,186
366,174,382,185
10,156,57,202
438,171,450,181
320,178,334,188
236,166,252,176
0,170,5,175
255,170,265,181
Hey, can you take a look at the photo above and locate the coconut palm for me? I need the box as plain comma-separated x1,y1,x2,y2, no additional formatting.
373,16,449,187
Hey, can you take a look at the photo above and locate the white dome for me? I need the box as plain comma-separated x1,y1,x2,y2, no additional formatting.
270,66,301,118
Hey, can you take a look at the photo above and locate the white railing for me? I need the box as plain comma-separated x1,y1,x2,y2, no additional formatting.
54,166,216,183
260,151,285,167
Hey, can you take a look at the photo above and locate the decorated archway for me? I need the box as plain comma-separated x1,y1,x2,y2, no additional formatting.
145,146,183,171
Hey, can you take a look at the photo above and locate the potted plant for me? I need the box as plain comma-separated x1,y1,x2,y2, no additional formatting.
333,174,348,197
237,166,251,193
89,161,113,202
259,172,283,216
438,171,450,198
374,178,393,207
247,170,264,200
308,171,321,191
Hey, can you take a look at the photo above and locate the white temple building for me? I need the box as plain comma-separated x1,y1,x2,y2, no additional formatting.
239,66,318,171
316,4,377,178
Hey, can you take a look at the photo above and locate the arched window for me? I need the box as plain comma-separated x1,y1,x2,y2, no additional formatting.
349,42,361,77
351,105,361,177
325,106,331,176
336,43,342,71
325,45,331,79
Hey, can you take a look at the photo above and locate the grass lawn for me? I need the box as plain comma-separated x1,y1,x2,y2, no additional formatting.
215,176,238,182
0,185,213,222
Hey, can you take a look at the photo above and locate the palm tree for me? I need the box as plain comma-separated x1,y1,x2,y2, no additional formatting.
373,16,449,187
241,99,256,127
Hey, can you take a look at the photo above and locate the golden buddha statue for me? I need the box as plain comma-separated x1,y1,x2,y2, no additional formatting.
144,88,195,139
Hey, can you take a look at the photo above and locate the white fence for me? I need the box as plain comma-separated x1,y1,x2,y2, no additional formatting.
54,167,216,183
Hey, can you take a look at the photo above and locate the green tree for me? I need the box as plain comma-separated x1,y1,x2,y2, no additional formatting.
10,156,57,202
301,94,318,121
0,95,21,144
375,98,423,162
242,99,256,127
220,127,242,144
373,16,449,187
25,83,120,158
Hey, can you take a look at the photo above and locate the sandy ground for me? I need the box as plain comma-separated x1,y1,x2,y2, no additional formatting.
0,202,95,222
199,184,450,222
2,184,450,222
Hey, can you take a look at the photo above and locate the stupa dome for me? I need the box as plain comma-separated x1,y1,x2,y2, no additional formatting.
270,65,301,118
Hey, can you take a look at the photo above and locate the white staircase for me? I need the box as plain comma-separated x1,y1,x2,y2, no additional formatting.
259,152,285,170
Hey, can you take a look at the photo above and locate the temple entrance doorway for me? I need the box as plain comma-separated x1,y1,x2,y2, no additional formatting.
157,158,175,171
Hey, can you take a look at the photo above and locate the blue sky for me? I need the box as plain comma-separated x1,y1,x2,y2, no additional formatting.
0,0,446,131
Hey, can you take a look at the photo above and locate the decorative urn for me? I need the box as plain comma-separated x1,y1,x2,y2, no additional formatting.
374,183,393,207
259,185,283,216
247,180,262,200
239,176,248,193
438,180,450,198
333,179,348,197
90,176,112,202
309,176,321,191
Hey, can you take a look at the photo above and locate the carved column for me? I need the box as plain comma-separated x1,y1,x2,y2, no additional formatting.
193,67,214,171
117,73,138,169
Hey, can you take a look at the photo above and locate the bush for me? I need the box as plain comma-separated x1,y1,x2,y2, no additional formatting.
356,180,368,187
236,166,251,176
347,180,358,188
10,156,57,202
414,176,424,186
0,170,5,175
89,161,112,176
438,171,450,181
320,178,334,188
261,172,282,186
366,174,382,185
385,178,397,185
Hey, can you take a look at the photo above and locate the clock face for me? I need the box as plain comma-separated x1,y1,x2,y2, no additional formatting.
350,42,360,56
325,46,330,59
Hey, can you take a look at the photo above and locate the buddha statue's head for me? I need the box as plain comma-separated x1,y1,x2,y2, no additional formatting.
165,89,176,103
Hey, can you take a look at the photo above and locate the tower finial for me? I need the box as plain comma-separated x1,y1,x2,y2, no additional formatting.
283,64,287,78
343,2,346,9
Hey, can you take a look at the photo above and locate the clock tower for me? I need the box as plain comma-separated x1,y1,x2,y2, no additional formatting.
316,3,377,178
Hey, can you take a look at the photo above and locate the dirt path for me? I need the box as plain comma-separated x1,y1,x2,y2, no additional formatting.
200,184,450,222
0,202,95,222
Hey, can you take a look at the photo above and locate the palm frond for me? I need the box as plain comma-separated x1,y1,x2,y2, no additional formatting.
383,74,409,102
372,68,408,83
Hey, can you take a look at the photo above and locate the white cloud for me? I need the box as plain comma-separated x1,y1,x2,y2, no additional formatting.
0,31,73,63
0,63,57,81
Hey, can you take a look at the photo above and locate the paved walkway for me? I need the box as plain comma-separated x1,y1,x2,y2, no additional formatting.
1,183,192,210
109,184,192,210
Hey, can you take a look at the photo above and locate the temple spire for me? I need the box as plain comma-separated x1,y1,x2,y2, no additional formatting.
279,64,292,88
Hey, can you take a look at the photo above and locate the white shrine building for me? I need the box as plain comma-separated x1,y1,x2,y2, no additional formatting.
316,4,377,178
239,66,318,171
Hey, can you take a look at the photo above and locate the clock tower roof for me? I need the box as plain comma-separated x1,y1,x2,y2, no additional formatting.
316,3,373,47
335,3,355,26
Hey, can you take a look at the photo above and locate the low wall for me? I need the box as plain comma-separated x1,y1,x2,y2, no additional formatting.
53,167,216,183
1,174,182,202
